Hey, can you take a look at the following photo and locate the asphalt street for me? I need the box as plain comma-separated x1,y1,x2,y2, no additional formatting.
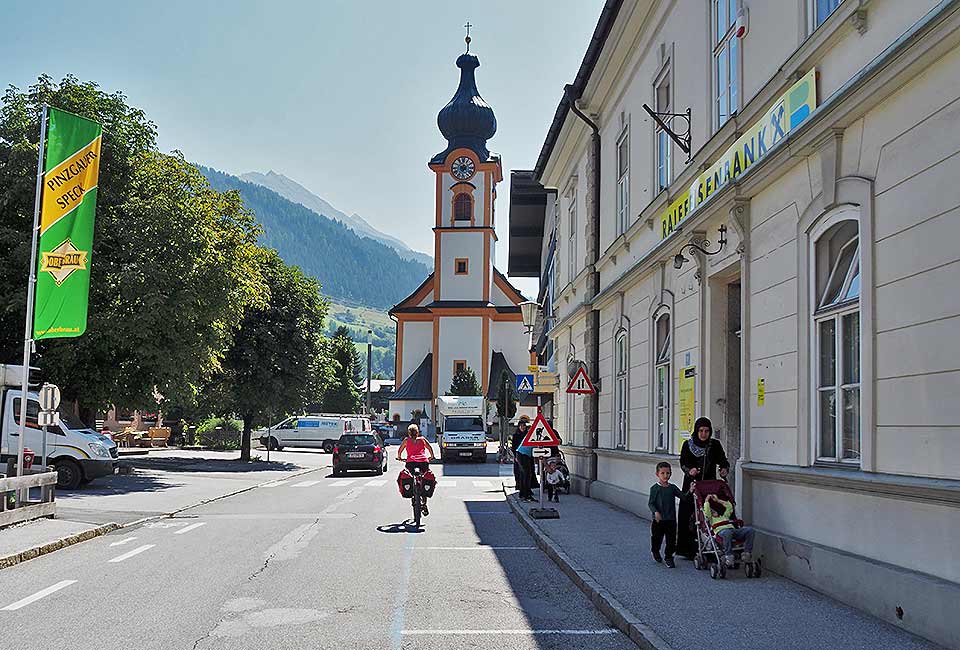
0,450,634,650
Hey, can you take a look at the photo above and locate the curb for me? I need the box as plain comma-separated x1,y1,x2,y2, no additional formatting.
0,465,319,571
504,488,673,650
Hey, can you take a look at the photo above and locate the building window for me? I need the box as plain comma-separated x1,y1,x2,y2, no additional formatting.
455,258,469,275
616,127,630,235
654,67,672,193
813,219,860,463
713,0,739,130
453,360,467,375
654,312,671,451
568,189,577,283
453,193,472,221
615,330,629,449
814,0,844,28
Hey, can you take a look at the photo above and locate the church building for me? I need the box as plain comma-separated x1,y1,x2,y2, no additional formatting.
388,42,529,423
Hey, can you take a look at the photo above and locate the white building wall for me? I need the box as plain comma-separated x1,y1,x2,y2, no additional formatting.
436,316,483,398
491,320,529,379
439,231,485,301
400,321,433,385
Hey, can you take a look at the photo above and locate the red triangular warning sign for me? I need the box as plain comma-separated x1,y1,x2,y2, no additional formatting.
520,412,561,447
566,367,596,395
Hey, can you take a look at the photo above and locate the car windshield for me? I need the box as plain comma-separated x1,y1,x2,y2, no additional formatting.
339,434,377,446
57,411,82,430
444,416,484,431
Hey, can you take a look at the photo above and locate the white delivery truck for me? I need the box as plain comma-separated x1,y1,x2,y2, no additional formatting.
436,396,487,463
0,364,118,489
256,413,371,453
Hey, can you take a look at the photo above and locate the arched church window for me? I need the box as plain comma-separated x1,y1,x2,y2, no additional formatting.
454,193,473,221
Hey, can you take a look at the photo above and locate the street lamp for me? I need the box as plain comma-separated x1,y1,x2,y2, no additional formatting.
674,224,727,269
519,300,540,334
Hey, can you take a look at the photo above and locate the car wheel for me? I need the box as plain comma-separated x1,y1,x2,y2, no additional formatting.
322,440,334,454
54,459,83,490
267,437,281,451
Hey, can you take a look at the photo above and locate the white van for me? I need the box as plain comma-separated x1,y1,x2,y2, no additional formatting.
1,365,118,489
257,414,371,453
436,396,487,463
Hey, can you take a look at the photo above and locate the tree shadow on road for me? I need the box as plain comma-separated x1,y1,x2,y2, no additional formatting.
125,457,301,473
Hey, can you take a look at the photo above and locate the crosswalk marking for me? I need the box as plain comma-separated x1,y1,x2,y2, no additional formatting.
292,480,322,487
328,480,353,486
438,480,456,487
365,480,387,487
261,480,288,488
472,480,493,488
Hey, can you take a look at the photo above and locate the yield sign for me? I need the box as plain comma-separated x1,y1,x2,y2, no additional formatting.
520,412,561,447
566,367,596,395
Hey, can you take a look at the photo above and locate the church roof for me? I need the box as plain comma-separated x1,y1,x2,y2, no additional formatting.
431,52,498,165
391,353,433,401
486,351,518,400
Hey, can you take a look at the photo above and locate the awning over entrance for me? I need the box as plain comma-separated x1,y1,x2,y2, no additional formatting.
507,170,550,278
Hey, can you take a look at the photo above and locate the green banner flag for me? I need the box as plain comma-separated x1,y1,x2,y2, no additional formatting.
33,107,102,340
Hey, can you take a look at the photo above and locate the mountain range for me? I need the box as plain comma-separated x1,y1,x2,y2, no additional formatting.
240,171,431,267
200,167,430,310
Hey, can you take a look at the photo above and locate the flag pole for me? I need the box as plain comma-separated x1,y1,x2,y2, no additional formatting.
15,103,48,504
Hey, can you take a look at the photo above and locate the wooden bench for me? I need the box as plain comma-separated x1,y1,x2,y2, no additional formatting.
142,427,170,447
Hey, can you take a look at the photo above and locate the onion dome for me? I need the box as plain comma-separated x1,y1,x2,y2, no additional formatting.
432,52,497,164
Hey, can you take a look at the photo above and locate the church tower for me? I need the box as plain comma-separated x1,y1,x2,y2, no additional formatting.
389,36,529,424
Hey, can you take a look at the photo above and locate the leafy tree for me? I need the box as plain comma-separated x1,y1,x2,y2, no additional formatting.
0,76,263,422
207,249,331,460
448,367,481,396
322,327,361,413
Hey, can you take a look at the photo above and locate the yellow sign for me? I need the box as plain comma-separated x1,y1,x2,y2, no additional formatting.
39,239,89,286
660,69,817,239
41,135,102,232
678,366,696,450
757,378,765,406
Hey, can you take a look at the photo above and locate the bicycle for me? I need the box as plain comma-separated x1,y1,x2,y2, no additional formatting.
408,465,426,529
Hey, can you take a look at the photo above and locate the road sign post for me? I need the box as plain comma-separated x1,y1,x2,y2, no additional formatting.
38,383,60,470
519,411,560,520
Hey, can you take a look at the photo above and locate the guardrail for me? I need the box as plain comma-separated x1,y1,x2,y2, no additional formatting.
0,470,57,528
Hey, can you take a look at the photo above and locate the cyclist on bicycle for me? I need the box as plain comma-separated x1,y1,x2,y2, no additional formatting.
396,424,436,515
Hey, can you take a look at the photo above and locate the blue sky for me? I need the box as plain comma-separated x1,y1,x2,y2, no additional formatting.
3,0,604,295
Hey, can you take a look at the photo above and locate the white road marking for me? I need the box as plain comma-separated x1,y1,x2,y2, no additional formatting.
402,629,620,636
1,581,77,611
437,480,456,487
472,480,493,488
109,536,138,547
417,546,536,551
261,480,289,488
292,480,322,487
328,480,353,486
365,480,387,487
108,544,155,563
174,522,206,535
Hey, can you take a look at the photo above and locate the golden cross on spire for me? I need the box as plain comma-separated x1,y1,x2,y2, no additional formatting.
464,21,473,52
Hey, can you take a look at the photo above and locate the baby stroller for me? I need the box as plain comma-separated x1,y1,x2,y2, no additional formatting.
545,449,571,494
692,480,762,579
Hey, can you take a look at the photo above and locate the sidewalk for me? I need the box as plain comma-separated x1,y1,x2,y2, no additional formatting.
507,491,941,650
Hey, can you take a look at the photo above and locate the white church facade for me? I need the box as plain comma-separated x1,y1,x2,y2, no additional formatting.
389,46,529,423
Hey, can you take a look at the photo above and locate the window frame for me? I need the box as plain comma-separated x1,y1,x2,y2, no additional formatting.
712,0,740,131
614,329,629,449
653,61,673,194
453,192,473,222
811,217,861,465
567,187,577,284
453,359,467,375
653,310,672,452
616,125,630,236
811,0,844,31
454,258,469,276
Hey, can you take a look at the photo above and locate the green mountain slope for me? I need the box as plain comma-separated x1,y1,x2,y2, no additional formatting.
201,167,430,310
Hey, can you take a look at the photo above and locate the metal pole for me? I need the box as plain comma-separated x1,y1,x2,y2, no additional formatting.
366,329,372,416
16,104,48,506
41,424,48,470
537,395,544,510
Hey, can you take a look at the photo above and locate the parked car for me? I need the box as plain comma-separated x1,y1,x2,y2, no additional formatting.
332,433,387,476
256,414,371,453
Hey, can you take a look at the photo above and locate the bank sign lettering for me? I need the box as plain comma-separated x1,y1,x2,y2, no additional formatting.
660,68,816,239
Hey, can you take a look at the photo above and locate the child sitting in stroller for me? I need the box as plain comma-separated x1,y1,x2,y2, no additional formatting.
703,492,755,568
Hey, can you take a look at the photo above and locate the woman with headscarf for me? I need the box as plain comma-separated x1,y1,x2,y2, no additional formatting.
676,416,730,559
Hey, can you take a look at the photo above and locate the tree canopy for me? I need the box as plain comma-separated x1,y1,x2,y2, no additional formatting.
448,367,481,396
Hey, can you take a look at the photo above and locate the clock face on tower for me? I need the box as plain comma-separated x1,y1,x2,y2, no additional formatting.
451,156,476,180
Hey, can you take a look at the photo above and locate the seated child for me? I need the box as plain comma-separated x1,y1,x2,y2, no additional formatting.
544,460,563,503
648,461,683,568
703,493,755,567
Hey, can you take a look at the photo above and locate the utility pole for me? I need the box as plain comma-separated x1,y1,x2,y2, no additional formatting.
366,329,373,417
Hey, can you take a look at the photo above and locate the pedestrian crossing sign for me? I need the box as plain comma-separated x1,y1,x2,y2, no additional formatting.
520,412,561,447
516,374,534,395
